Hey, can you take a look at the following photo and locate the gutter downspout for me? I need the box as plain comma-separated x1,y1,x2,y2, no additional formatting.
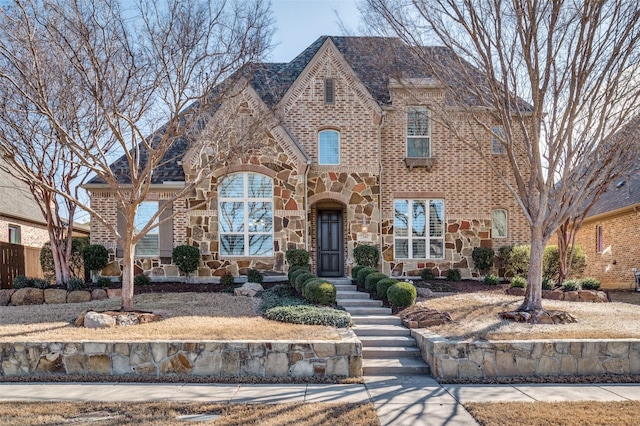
304,160,312,251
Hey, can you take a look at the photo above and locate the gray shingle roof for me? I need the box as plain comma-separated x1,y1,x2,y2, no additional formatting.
585,166,640,218
96,36,497,184
0,159,46,225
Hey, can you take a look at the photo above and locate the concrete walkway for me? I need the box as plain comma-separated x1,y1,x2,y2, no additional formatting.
1,378,640,425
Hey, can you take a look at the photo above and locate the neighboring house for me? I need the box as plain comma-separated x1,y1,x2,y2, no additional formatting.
87,36,529,280
573,171,640,290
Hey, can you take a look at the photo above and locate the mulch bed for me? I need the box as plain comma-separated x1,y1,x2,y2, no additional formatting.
415,278,511,293
81,281,288,295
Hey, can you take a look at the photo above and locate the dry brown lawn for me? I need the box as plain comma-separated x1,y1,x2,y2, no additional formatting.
419,291,640,340
466,401,640,426
0,293,340,342
0,401,379,426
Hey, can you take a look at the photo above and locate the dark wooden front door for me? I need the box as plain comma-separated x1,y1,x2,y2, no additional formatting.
317,210,343,277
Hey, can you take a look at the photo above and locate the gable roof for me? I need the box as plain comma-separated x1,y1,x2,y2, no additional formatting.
94,36,493,185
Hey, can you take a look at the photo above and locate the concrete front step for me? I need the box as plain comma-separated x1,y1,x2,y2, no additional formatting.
362,346,422,359
336,291,370,300
353,325,411,337
334,285,357,292
345,306,392,315
358,336,417,347
338,299,382,308
363,357,430,375
350,315,402,325
321,278,353,286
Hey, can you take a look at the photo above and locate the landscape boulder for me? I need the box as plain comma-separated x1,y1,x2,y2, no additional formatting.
0,289,15,306
11,288,44,305
84,311,116,328
44,288,68,304
67,290,92,304
416,287,435,298
234,282,264,297
91,288,108,301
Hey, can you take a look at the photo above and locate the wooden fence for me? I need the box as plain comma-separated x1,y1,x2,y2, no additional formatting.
0,242,44,289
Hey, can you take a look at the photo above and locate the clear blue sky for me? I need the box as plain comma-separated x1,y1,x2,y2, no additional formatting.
269,0,363,62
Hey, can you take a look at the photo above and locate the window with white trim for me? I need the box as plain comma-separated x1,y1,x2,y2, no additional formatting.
135,202,159,256
492,209,508,238
219,172,273,256
491,126,507,154
8,224,20,244
407,106,431,158
318,130,340,165
394,199,444,259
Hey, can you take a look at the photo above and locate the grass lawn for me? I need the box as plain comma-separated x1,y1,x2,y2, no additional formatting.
465,401,640,426
0,401,379,425
0,292,340,341
419,290,640,340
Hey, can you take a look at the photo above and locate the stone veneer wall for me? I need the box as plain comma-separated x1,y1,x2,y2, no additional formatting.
413,330,640,380
1,334,362,379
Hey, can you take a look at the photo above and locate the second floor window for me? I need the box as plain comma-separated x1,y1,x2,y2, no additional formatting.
135,202,159,256
492,126,507,154
407,106,430,158
319,130,340,165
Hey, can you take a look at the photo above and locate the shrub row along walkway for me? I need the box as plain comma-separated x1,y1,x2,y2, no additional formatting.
332,277,430,376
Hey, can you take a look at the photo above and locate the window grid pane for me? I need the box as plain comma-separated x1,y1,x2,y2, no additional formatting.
393,199,444,260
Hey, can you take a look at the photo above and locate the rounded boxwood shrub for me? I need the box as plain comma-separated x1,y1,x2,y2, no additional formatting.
387,282,417,308
446,268,462,281
288,265,310,281
97,276,113,288
294,272,316,293
579,277,601,291
65,277,85,291
364,272,387,294
561,279,580,292
285,249,310,267
351,265,367,280
303,280,336,305
376,278,399,301
247,268,264,284
356,267,377,286
288,269,309,286
510,276,527,288
134,274,151,286
82,244,109,272
264,305,351,328
483,274,500,285
353,245,380,268
472,247,495,274
12,275,31,289
220,273,235,287
421,269,435,280
172,245,200,276
300,276,322,294
542,277,554,290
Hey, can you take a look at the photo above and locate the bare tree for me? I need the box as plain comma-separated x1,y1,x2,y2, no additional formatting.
361,0,640,315
0,0,273,311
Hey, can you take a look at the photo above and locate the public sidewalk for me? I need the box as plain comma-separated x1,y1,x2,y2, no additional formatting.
1,376,640,425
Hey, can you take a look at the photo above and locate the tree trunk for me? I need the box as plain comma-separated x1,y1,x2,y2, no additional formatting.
121,243,135,312
518,229,546,312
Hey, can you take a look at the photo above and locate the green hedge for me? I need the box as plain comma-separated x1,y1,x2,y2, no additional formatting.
376,278,399,301
294,272,316,293
264,305,351,328
303,280,336,305
355,267,377,286
364,272,387,294
351,265,367,280
387,282,417,308
288,265,310,281
289,269,309,288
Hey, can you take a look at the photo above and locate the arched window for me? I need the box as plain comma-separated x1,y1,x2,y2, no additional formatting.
492,209,508,238
218,172,273,256
319,130,340,165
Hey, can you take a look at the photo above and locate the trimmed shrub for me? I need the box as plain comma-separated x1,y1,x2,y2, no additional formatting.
542,277,554,290
82,244,109,272
484,274,500,285
288,265,310,281
543,245,587,280
561,279,581,292
300,276,321,294
472,247,495,274
353,245,380,268
220,273,235,287
294,272,316,293
446,268,462,281
364,272,387,294
12,275,30,289
507,245,530,277
289,269,309,287
510,276,527,288
172,245,200,276
376,278,399,301
260,284,307,311
285,249,310,267
264,305,351,328
97,277,113,288
303,280,336,305
65,277,85,291
351,265,367,280
580,277,601,290
247,268,264,284
134,274,151,286
387,282,417,308
421,269,435,280
355,267,377,286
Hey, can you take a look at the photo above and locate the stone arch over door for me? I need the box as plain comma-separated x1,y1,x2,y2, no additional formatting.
310,198,348,277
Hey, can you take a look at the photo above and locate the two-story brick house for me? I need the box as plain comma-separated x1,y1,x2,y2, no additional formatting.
87,36,528,280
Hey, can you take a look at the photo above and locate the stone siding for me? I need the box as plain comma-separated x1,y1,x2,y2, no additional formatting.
413,330,640,380
573,209,640,290
0,334,362,379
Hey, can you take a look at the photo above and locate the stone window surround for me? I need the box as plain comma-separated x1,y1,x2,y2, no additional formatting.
393,197,445,261
218,171,274,257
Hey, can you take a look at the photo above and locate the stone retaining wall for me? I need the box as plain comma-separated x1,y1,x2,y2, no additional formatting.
0,333,362,379
0,288,106,306
413,330,640,380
